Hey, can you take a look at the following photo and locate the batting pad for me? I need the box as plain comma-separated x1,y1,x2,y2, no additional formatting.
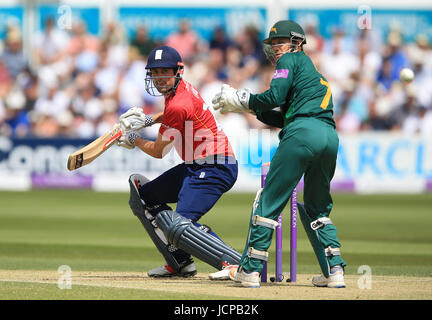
128,175,184,272
156,210,242,270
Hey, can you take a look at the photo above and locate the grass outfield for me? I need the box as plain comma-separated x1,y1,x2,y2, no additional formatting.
0,190,431,299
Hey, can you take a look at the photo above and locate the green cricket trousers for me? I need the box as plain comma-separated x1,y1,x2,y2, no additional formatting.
240,117,346,277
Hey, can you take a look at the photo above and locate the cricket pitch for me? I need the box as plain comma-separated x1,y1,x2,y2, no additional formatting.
1,270,431,300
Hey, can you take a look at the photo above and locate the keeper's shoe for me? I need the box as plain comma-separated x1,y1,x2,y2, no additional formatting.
231,268,260,288
208,264,238,280
312,268,346,288
148,262,197,278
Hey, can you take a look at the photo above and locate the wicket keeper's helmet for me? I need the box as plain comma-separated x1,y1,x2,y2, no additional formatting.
263,20,307,45
145,46,184,96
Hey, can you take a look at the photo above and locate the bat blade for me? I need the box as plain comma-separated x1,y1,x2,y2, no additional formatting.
67,124,122,171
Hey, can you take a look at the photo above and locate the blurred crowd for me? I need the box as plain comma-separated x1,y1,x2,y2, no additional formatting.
1,16,432,140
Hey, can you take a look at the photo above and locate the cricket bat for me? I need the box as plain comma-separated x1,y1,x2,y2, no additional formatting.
67,124,122,171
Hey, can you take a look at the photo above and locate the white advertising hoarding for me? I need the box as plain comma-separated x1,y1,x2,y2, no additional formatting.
0,132,431,193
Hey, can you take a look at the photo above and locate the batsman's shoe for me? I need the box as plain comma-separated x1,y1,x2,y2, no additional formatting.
208,264,238,280
312,268,346,288
232,269,261,288
148,263,197,278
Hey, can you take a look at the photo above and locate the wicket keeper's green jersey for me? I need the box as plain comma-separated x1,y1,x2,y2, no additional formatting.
249,51,336,128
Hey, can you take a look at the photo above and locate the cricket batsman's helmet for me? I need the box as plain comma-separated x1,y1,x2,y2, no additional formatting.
263,20,307,45
145,46,184,96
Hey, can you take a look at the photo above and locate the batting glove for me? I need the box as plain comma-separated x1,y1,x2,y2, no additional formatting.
119,107,144,120
117,130,139,149
119,107,155,132
212,84,254,114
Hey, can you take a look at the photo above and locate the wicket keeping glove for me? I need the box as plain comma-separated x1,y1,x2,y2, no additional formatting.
212,84,255,114
119,107,155,133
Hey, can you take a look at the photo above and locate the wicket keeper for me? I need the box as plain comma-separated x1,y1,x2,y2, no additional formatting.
117,46,241,278
212,20,347,288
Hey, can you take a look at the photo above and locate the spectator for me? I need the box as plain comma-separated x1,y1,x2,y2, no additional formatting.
402,105,432,137
130,25,156,58
344,73,370,122
357,35,382,82
56,110,75,137
241,26,265,64
387,31,410,75
408,49,432,109
304,19,325,53
335,80,362,133
101,22,129,69
95,98,118,136
33,17,69,67
199,68,223,108
3,87,29,137
0,60,12,99
225,46,243,87
322,29,360,81
68,20,100,55
373,80,406,125
67,21,100,73
32,114,60,138
209,27,232,59
413,34,432,75
363,97,391,131
336,103,361,133
71,78,103,121
407,34,429,67
19,68,39,112
117,52,161,115
1,29,27,78
236,27,261,85
207,48,228,81
33,82,71,119
357,28,383,54
377,56,395,91
93,48,121,99
166,19,198,63
377,31,410,91
321,29,360,103
101,21,127,47
303,32,322,69
388,87,419,130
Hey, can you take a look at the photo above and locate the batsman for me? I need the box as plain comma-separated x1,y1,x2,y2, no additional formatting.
116,46,241,278
212,20,347,288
